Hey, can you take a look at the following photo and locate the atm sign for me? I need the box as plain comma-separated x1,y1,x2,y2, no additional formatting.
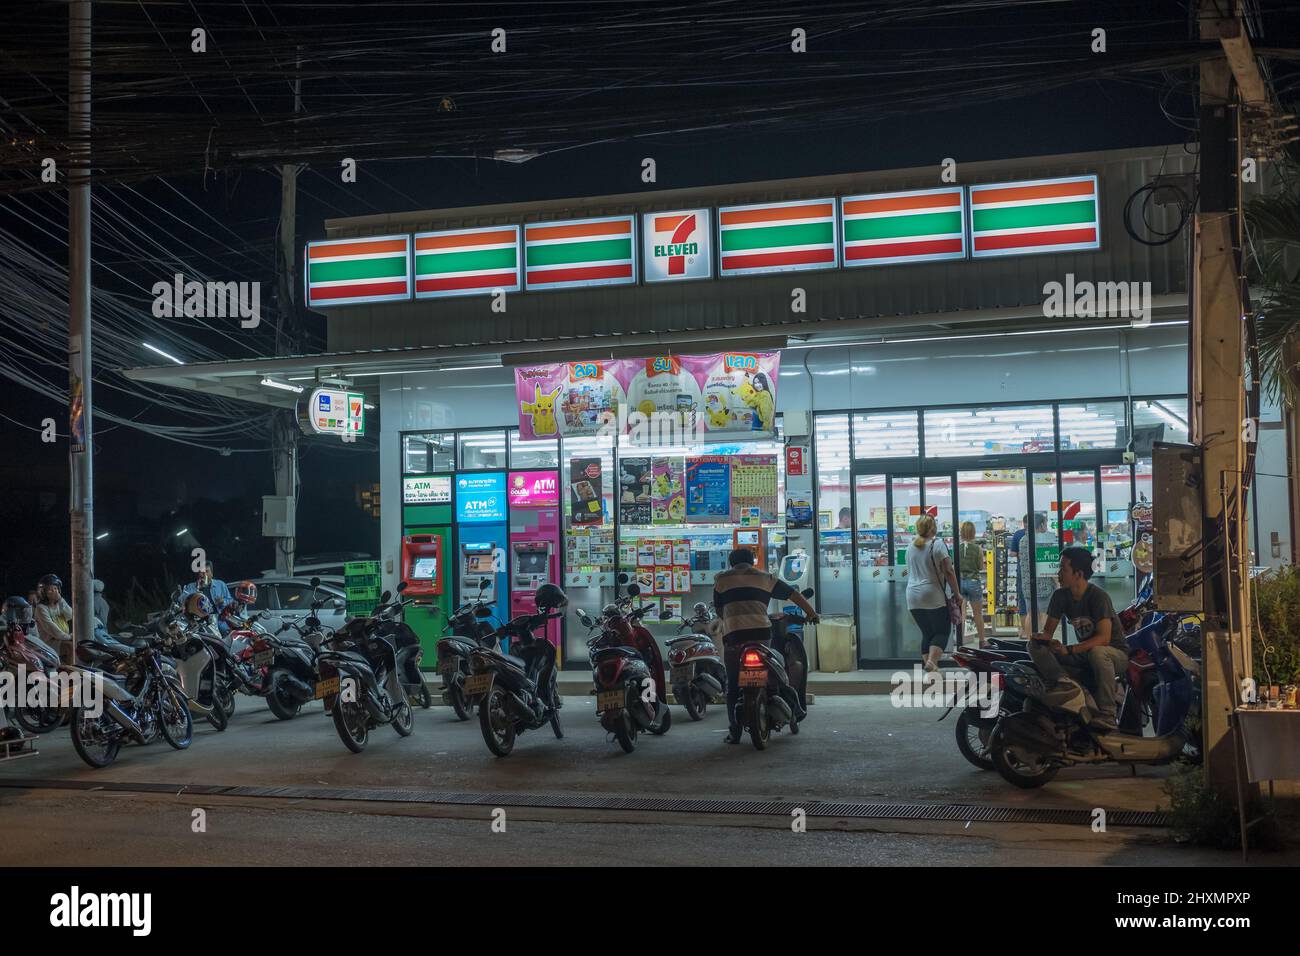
403,475,451,504
509,471,560,507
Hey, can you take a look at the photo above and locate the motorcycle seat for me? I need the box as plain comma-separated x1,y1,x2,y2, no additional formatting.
665,636,703,645
592,646,639,661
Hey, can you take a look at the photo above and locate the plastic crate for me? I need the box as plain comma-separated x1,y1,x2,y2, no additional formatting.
343,561,382,577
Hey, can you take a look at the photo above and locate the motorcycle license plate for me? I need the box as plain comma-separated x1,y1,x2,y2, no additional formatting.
597,689,624,713
739,668,767,688
253,650,274,667
314,677,340,699
670,665,693,684
463,673,492,698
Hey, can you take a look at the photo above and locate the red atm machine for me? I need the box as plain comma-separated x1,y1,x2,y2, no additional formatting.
507,471,562,660
401,534,445,597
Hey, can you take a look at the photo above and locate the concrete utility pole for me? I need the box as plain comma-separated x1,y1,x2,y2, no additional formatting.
271,67,302,576
1193,5,1268,794
67,0,93,657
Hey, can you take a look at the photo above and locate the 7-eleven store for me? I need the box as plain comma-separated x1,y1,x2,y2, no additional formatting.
129,145,1294,671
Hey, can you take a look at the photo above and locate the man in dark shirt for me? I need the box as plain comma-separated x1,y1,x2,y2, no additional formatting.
713,548,818,744
1029,546,1130,731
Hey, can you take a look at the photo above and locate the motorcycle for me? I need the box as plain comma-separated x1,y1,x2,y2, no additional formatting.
317,584,416,753
435,578,501,720
154,605,227,730
368,585,432,711
465,583,567,757
69,636,194,768
1,599,65,734
665,602,726,721
735,588,815,750
581,585,672,754
985,630,1201,788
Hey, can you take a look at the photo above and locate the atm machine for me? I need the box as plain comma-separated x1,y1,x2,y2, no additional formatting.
733,528,766,569
401,534,444,597
507,471,562,659
460,542,499,605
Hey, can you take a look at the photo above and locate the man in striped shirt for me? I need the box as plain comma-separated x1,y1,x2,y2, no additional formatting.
714,549,819,744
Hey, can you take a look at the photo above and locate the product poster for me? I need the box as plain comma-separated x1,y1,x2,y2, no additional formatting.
672,567,691,593
661,597,683,622
651,457,685,524
514,352,780,440
654,567,674,594
730,454,778,524
637,541,656,567
685,455,732,522
651,540,672,565
786,496,813,529
568,457,605,526
672,539,691,566
619,542,639,566
635,595,661,620
636,570,655,593
618,456,653,525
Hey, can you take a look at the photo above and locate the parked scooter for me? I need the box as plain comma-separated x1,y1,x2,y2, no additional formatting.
985,631,1201,788
465,583,567,757
155,604,226,730
435,578,501,720
317,584,416,753
2,596,65,734
735,588,815,750
581,584,672,753
366,583,432,711
665,602,726,721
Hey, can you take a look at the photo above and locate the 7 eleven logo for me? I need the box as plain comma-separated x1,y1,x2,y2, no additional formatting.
643,208,711,281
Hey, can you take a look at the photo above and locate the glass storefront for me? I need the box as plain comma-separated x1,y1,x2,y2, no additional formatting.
398,392,1183,668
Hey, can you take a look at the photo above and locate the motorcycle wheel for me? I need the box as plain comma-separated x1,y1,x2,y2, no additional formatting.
649,705,672,735
265,671,302,721
159,683,194,750
215,679,237,720
989,725,1058,788
955,710,995,771
550,710,564,739
449,684,472,721
392,700,414,736
418,682,433,709
70,708,121,769
613,710,637,753
333,700,369,753
206,696,229,732
745,688,769,751
479,688,516,757
15,705,62,735
682,686,707,721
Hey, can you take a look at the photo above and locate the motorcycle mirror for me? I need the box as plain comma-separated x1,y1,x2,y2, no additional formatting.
479,577,491,589
396,581,408,593
693,602,708,615
332,598,345,610
474,605,492,618
801,587,815,598
626,583,641,597
577,610,593,628
658,609,672,620
310,576,321,588
379,590,392,604
616,572,630,585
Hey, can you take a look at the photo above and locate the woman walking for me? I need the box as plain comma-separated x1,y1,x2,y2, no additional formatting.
957,522,988,647
906,515,962,672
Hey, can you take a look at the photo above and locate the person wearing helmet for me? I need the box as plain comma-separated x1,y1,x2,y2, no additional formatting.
92,578,110,630
34,574,74,664
181,561,233,634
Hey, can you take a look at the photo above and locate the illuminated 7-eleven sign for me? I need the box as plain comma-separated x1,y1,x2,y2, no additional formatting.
642,208,712,282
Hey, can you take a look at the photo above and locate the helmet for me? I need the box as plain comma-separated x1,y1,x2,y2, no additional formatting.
233,581,257,606
38,574,62,590
3,596,32,625
534,583,567,611
184,592,214,620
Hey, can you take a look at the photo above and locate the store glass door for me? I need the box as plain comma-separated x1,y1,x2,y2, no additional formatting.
853,473,890,659
1027,471,1061,632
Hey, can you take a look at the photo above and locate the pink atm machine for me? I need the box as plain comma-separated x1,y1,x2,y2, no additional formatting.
507,471,563,660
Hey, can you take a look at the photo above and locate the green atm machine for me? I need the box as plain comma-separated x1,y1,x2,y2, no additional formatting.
400,473,454,667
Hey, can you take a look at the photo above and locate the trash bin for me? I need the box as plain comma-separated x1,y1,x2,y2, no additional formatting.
815,615,856,672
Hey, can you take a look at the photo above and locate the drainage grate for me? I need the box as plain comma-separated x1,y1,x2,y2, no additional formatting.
0,777,1169,827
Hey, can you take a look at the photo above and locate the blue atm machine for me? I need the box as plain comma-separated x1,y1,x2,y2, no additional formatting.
454,472,508,645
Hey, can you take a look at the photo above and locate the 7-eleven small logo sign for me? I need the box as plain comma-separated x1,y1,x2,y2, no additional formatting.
642,207,711,282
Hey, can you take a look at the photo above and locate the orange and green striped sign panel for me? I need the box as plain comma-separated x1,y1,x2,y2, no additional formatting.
841,187,966,266
524,216,636,290
304,235,412,308
969,176,1100,258
414,225,521,299
718,198,837,276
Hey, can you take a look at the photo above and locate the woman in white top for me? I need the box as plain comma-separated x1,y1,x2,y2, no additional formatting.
906,515,962,672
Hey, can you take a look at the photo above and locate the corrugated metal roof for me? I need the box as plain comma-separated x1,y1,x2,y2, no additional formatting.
323,145,1192,352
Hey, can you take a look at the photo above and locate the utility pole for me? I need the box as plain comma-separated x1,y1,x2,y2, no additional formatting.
1194,4,1268,794
271,65,302,576
67,0,93,658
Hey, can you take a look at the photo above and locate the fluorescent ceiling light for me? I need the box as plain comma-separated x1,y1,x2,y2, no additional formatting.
261,378,304,394
363,403,376,410
142,341,185,365
349,363,502,378
96,531,109,540
175,528,189,537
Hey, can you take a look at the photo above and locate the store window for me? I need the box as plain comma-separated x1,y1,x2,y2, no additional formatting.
402,431,454,474
1058,400,1127,450
923,405,1056,457
458,429,507,470
852,410,920,460
509,429,559,468
814,414,853,616
1132,397,1190,445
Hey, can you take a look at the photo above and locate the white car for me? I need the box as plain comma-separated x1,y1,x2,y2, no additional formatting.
246,576,349,635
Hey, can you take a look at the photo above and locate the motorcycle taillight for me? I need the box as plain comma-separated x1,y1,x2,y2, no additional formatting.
742,650,764,668
597,660,620,685
669,649,684,664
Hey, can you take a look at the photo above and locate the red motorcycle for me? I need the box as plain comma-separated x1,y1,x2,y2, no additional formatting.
579,583,671,754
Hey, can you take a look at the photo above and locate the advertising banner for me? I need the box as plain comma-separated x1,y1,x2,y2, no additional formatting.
508,470,560,507
730,454,778,524
685,455,731,522
618,456,653,525
568,457,605,526
304,387,365,437
651,457,685,525
455,472,506,523
514,351,780,440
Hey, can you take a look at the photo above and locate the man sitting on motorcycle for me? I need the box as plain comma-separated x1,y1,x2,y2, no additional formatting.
713,548,819,745
182,562,234,635
1030,546,1131,733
